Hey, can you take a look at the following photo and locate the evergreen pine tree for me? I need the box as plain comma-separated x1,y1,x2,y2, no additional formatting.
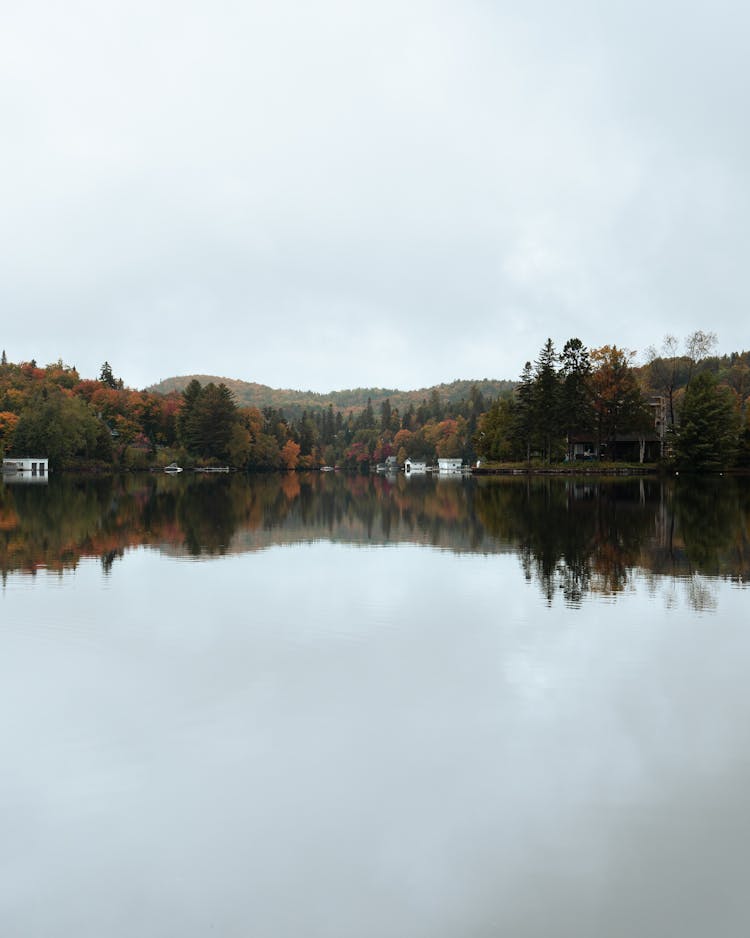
99,361,118,389
533,338,562,462
560,338,593,457
674,371,740,470
513,362,535,462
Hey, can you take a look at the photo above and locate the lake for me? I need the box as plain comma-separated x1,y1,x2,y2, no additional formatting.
1,471,749,937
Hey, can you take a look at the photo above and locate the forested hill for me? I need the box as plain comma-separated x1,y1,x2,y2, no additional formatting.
146,376,516,416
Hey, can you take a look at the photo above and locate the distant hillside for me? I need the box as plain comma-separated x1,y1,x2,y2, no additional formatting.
146,375,516,416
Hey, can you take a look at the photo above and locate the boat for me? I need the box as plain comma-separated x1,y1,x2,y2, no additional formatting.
164,463,183,473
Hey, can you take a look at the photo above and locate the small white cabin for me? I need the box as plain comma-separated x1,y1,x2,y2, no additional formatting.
437,457,464,473
404,458,427,474
2,457,49,476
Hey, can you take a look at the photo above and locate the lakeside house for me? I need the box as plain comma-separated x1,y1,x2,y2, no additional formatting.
404,458,428,474
3,457,49,476
2,457,49,484
376,456,398,473
566,397,667,463
437,457,464,473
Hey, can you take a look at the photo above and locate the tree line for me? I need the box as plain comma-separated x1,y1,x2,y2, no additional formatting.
0,357,488,471
1,337,748,472
476,333,749,470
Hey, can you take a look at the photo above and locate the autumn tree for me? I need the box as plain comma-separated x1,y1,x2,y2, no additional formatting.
590,346,650,459
279,439,301,470
424,418,467,458
45,360,80,389
12,389,113,468
476,397,515,462
0,410,19,457
248,432,282,469
393,428,413,466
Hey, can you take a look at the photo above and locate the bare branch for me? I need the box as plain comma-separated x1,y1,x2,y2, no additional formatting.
685,330,717,363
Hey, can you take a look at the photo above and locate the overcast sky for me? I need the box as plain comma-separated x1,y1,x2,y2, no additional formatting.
1,1,748,391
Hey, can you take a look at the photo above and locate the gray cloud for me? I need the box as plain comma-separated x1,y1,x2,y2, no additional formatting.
1,1,747,389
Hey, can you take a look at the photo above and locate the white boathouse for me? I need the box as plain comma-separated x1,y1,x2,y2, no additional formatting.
404,458,427,474
2,457,49,476
437,457,464,473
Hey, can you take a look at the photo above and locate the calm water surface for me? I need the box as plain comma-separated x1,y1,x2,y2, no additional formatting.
1,472,749,937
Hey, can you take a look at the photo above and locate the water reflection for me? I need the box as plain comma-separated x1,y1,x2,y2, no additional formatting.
1,472,748,605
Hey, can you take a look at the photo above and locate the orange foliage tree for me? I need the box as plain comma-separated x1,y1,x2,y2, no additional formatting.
279,439,301,469
0,411,20,454
590,346,650,454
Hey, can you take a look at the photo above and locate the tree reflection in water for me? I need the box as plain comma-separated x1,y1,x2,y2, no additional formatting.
1,471,748,608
